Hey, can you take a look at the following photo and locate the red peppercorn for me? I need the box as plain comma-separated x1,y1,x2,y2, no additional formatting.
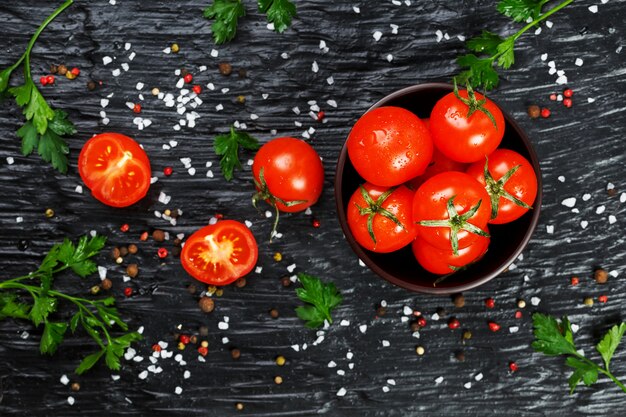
183,73,193,83
163,166,173,176
312,218,321,228
133,103,142,113
157,248,168,259
140,231,149,241
417,317,427,327
120,223,130,232
40,76,48,86
215,213,224,220
179,334,191,345
563,98,572,108
192,85,202,94
484,297,495,308
541,108,551,118
515,310,523,319
549,94,557,101
571,276,579,286
152,344,162,352
317,111,325,121
46,75,55,85
71,67,80,76
598,295,608,303
198,346,208,357
509,361,518,372
488,321,501,332
448,317,460,330
563,88,573,98
124,287,133,297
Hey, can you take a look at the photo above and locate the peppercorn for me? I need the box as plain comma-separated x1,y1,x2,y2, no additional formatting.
40,76,49,86
101,278,113,290
235,277,246,288
376,306,386,316
172,246,181,257
183,73,193,83
198,346,208,356
515,310,523,319
57,65,68,75
171,43,180,53
71,67,80,76
436,307,446,318
549,93,557,101
115,257,123,264
484,297,495,308
317,111,325,121
417,317,427,327
594,268,608,284
527,105,540,119
541,108,551,118
598,295,608,303
70,382,80,392
275,355,286,366
119,246,128,257
415,346,425,356
65,71,77,80
488,321,501,332
187,284,197,294
128,244,138,254
215,289,224,297
192,85,202,95
509,361,519,372
120,223,130,233
201,340,209,348
177,342,186,350
238,68,247,78
219,62,232,76
151,87,160,96
312,218,321,228
126,264,139,278
90,285,100,295
17,240,29,251
152,229,165,242
571,276,579,286
281,276,291,287
46,75,55,85
269,308,279,318
273,252,283,262
236,95,246,104
87,81,97,91
179,334,191,345
452,293,465,308
173,238,182,246
563,88,573,98
180,68,189,76
164,209,172,217
199,325,209,337
274,376,283,385
45,208,55,218
152,344,162,352
517,299,526,309
123,287,133,297
157,248,168,259
235,403,244,411
140,231,149,241
50,64,58,74
608,188,617,197
133,103,142,113
455,350,466,362
462,330,472,340
199,296,215,313
448,317,460,330
231,348,241,360
410,321,420,332
563,98,573,108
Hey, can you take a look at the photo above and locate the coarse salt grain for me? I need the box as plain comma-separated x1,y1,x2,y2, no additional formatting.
382,386,390,393
337,387,347,396
328,361,337,368
464,382,472,389
403,306,413,315
509,326,519,334
575,58,584,66
174,387,183,395
581,220,589,229
67,396,75,405
60,375,69,385
218,321,228,330
608,215,617,224
571,324,580,333
382,340,390,347
359,324,367,334
435,376,444,384
561,197,576,208
582,193,591,201
588,5,598,13
531,297,541,306
340,320,350,326
541,53,548,61
373,31,383,41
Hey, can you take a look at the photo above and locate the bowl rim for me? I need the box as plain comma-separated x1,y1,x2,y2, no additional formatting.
334,82,543,295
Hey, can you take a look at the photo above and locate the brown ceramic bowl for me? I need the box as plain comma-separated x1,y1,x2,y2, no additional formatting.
335,83,543,295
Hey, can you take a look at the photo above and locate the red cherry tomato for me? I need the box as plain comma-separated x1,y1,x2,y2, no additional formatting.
347,183,417,253
347,106,433,187
252,137,324,213
430,88,505,163
181,220,258,286
466,149,538,224
412,232,490,275
412,171,491,252
78,133,151,207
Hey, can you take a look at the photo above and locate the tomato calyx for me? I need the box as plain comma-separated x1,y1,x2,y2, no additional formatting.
453,79,497,130
354,185,407,246
482,157,533,220
418,196,490,256
252,167,307,240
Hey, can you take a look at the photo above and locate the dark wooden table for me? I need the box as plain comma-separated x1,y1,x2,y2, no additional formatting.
1,1,625,415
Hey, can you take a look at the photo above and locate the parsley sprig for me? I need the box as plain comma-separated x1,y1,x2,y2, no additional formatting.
214,126,260,181
1,0,76,173
295,273,342,329
0,235,141,375
203,0,296,44
455,0,574,90
532,313,626,394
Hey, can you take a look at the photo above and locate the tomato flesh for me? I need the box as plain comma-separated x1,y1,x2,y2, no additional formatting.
181,220,258,286
78,133,151,207
412,232,490,275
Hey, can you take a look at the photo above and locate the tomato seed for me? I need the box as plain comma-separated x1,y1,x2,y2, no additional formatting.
563,88,573,98
183,73,193,83
484,297,495,308
448,317,460,330
157,248,168,258
488,321,501,332
541,108,551,118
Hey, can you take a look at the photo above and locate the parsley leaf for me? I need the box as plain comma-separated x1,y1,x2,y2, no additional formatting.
75,350,105,375
29,296,57,327
456,54,500,91
596,323,626,371
203,0,246,45
57,235,106,277
0,293,31,320
40,321,68,355
466,31,505,55
497,0,544,23
258,0,296,33
531,313,578,356
295,273,342,329
0,68,13,93
214,126,260,181
495,37,516,69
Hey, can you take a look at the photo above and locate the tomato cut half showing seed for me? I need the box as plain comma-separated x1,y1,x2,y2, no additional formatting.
78,133,151,207
181,220,258,286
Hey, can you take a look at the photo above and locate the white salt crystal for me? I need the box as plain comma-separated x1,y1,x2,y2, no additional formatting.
561,197,576,207
336,387,347,396
575,58,584,66
373,31,383,41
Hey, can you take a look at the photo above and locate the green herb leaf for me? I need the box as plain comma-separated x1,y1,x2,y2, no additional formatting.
69,312,81,333
75,349,105,375
531,313,578,356
295,273,342,328
40,321,67,355
48,110,76,136
466,31,505,55
17,120,39,156
597,323,626,371
0,67,13,94
29,295,57,327
38,129,70,173
56,235,106,277
105,332,143,370
497,0,544,23
258,0,296,33
456,54,500,91
0,293,31,320
495,37,516,69
214,126,260,181
203,0,246,44
566,357,599,393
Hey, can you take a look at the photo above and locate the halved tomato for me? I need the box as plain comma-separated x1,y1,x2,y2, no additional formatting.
78,133,151,207
181,220,258,286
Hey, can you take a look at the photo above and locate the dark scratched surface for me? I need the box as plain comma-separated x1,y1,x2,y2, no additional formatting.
1,0,625,416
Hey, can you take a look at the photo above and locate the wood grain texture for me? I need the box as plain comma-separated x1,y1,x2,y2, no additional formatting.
0,0,625,415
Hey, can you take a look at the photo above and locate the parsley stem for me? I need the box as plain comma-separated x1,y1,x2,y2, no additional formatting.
22,0,74,80
512,0,574,41
574,353,626,393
